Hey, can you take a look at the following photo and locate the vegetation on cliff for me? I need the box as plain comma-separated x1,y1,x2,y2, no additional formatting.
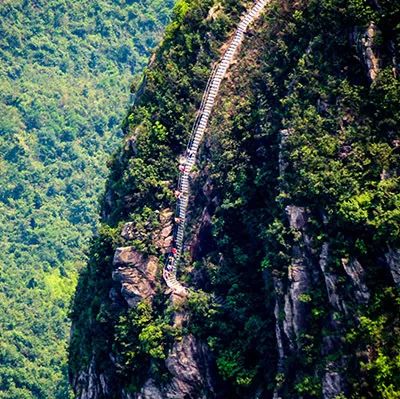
70,0,251,393
70,0,400,398
202,0,400,396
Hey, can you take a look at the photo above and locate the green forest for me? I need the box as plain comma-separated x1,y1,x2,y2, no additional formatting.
1,0,400,397
0,0,174,398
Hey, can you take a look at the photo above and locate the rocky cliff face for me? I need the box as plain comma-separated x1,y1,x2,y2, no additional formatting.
71,206,217,399
69,0,400,398
134,335,215,399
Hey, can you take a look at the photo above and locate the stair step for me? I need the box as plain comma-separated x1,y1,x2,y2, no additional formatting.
165,0,267,293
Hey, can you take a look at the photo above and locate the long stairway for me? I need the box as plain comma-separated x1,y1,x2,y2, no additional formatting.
163,0,269,293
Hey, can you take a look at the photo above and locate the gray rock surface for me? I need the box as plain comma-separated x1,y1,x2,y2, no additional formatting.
322,370,345,399
319,243,347,313
385,248,400,287
342,258,370,305
273,278,285,369
278,128,292,176
165,335,215,398
285,264,311,345
354,22,380,81
285,205,307,230
112,247,158,307
73,356,110,399
121,222,136,240
362,22,380,81
283,206,312,345
134,335,215,399
134,380,164,399
153,209,174,254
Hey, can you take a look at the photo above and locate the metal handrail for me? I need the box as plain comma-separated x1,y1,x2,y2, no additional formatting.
163,0,269,292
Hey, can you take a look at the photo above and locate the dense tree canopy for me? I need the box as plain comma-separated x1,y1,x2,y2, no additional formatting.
0,0,174,397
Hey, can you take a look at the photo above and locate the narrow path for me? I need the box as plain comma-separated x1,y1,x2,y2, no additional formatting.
163,0,269,293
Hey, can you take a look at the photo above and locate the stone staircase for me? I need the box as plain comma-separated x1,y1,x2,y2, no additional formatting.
163,0,269,293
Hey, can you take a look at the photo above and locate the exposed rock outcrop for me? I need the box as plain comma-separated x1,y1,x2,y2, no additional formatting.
70,2,400,399
283,206,313,347
113,203,215,398
273,205,316,397
278,128,292,177
385,247,400,287
319,243,348,397
132,379,163,399
164,335,215,398
354,22,380,81
341,258,370,305
71,356,112,399
113,247,158,307
121,209,174,254
319,243,347,313
322,371,345,399
284,263,311,346
153,209,174,254
133,335,215,399
273,279,286,374
121,222,136,240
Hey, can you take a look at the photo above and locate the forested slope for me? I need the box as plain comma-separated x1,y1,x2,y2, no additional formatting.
69,0,400,398
0,1,174,398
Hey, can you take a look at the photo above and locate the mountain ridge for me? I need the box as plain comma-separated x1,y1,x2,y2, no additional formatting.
69,0,400,397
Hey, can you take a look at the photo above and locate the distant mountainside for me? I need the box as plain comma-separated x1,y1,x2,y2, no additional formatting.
0,1,174,397
69,0,400,398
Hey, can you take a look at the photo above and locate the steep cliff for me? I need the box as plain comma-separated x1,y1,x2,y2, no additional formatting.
69,0,400,398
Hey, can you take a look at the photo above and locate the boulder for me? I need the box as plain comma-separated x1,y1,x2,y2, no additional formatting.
112,247,158,307
153,209,174,254
121,222,136,240
285,205,307,230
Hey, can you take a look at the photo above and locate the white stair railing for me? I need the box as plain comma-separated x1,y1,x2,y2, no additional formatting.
163,0,269,293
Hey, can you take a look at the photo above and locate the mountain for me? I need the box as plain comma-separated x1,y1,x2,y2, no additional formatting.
0,1,174,398
69,0,400,398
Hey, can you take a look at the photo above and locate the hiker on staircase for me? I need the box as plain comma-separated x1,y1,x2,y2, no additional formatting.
163,0,269,293
174,190,182,199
